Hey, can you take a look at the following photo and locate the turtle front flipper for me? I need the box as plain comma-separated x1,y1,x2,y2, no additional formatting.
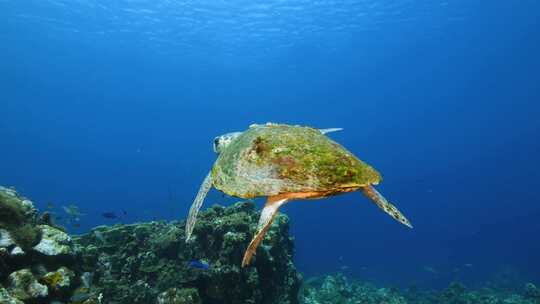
242,196,288,267
319,127,343,135
361,185,413,228
185,171,213,242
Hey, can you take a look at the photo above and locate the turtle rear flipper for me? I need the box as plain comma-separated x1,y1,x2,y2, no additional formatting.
185,171,213,242
361,185,413,228
242,196,288,267
242,191,327,267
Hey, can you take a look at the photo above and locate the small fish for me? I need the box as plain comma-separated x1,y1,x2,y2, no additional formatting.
70,292,92,302
188,260,210,270
72,223,81,228
47,202,54,210
101,212,119,219
63,204,82,217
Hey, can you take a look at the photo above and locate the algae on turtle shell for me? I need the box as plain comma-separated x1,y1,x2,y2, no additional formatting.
212,124,381,198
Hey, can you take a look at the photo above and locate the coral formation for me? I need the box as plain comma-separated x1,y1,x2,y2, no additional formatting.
0,188,41,251
299,273,540,304
157,288,201,304
0,186,79,303
33,225,73,256
300,273,406,304
525,283,540,303
1,185,538,304
74,201,301,304
1,186,302,303
0,286,24,304
41,266,75,293
7,269,49,301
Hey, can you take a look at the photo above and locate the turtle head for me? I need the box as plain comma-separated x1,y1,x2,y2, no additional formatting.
213,132,242,154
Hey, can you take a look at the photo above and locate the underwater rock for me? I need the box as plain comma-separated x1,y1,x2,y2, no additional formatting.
0,228,15,247
525,283,540,301
74,201,301,304
0,187,42,251
0,286,24,304
7,268,48,301
69,286,101,303
297,274,539,304
439,281,467,303
300,273,406,304
41,266,75,293
0,186,80,303
157,288,201,304
33,224,73,256
411,280,538,304
0,186,38,219
9,246,25,257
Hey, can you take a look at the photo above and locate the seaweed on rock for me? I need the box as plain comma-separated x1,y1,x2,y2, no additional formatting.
0,189,42,251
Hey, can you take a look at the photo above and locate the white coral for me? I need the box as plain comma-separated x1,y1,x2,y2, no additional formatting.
33,225,73,256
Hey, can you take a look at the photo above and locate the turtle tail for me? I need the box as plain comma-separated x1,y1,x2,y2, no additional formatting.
361,185,413,228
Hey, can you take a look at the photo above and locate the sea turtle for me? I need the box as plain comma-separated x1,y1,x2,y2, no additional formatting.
186,123,412,267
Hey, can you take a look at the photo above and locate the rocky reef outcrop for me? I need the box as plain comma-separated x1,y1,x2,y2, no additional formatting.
1,186,301,304
300,273,406,304
1,186,78,304
73,201,301,304
3,185,539,304
300,273,540,304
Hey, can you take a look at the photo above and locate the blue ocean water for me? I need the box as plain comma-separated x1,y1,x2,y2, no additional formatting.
1,0,539,289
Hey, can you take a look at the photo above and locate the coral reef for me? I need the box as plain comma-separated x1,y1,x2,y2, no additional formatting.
73,201,301,304
0,187,41,251
299,273,540,304
1,186,302,303
7,268,49,301
2,185,538,304
525,283,540,301
1,185,302,303
0,186,78,303
300,273,406,304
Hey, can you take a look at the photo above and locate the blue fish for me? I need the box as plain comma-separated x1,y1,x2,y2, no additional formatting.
188,260,210,270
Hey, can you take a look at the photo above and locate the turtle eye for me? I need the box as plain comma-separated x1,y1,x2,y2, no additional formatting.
213,137,221,153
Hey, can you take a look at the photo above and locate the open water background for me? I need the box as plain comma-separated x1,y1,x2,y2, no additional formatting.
1,0,539,288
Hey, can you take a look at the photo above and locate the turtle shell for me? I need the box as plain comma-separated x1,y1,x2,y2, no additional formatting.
211,124,381,198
